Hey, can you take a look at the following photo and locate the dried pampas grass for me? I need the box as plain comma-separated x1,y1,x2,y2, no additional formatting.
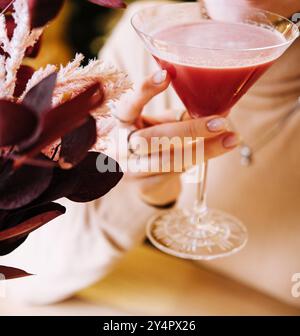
0,0,43,98
54,54,132,117
20,52,132,121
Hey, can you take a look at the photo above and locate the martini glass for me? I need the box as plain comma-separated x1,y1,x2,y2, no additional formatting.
131,2,299,260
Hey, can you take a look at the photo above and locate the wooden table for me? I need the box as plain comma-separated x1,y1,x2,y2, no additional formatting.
78,246,300,316
1,246,299,316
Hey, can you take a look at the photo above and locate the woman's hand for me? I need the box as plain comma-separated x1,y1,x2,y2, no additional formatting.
111,70,240,207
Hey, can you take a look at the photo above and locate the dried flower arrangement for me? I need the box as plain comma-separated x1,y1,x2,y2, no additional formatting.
0,0,128,279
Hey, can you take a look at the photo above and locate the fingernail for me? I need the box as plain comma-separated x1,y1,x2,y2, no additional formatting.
207,118,227,132
152,70,167,85
223,134,239,149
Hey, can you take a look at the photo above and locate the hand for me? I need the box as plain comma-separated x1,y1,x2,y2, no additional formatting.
111,70,240,207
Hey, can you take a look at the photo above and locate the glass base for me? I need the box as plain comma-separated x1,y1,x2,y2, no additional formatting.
146,208,248,260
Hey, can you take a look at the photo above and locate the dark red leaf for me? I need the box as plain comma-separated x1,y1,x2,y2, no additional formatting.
30,167,75,205
0,202,65,255
19,72,57,150
30,153,123,205
29,0,64,28
88,0,126,9
0,236,27,255
0,100,38,147
23,72,57,116
0,156,53,210
0,265,32,279
5,13,15,40
25,34,42,58
68,152,123,202
0,202,65,240
0,156,12,179
8,154,56,169
59,116,97,169
14,65,35,98
0,0,13,12
15,83,104,167
0,210,9,229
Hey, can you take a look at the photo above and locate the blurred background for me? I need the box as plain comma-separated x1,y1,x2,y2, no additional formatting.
29,0,194,68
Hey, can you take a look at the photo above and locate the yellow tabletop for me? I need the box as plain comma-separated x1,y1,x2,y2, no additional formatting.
77,245,300,316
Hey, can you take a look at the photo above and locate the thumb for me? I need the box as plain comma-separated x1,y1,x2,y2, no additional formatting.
119,69,171,125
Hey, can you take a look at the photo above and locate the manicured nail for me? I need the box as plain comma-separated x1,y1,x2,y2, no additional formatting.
207,118,227,132
223,134,239,149
152,70,167,85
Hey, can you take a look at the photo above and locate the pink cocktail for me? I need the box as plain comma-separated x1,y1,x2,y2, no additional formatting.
132,2,299,260
154,22,285,118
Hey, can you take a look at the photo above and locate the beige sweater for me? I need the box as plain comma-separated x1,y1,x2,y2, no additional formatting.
2,1,300,306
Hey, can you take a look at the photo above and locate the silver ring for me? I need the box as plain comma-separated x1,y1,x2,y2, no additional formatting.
127,129,140,156
112,111,137,125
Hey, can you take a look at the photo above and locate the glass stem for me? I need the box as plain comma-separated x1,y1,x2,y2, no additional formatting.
193,162,208,221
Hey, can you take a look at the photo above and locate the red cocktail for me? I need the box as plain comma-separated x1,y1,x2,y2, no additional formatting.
154,22,285,118
132,2,299,260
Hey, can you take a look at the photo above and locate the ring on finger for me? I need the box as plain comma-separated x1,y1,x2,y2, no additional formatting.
127,129,140,156
112,111,137,125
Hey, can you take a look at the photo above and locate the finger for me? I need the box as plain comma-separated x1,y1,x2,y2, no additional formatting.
142,109,231,126
142,109,190,126
205,132,240,160
130,115,230,155
132,141,241,204
125,131,239,178
117,70,171,124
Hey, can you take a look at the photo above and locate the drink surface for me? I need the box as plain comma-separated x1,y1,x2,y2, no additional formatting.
154,22,285,117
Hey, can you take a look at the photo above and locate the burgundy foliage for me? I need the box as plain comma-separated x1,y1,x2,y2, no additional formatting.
0,12,42,59
0,0,127,277
88,0,126,9
29,0,64,28
0,0,13,12
0,73,123,275
60,116,97,168
0,265,32,279
14,65,35,98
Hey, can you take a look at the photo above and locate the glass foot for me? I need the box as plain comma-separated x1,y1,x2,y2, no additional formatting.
146,208,248,260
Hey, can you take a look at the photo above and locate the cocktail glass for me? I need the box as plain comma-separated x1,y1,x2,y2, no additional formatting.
131,1,299,260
